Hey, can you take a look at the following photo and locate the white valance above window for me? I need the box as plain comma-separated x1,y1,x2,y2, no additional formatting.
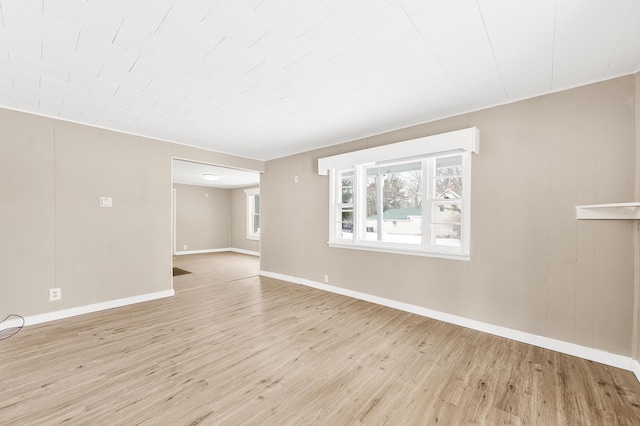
318,127,479,175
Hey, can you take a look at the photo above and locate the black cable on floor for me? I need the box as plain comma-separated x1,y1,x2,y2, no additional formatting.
0,314,25,340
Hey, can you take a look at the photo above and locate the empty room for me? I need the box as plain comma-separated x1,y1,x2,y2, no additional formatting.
2,1,640,424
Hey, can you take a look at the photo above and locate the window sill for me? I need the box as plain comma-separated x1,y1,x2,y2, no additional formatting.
247,235,260,241
327,241,470,261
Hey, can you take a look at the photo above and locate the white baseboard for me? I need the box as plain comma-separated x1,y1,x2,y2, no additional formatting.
260,270,634,372
175,248,230,255
632,360,640,382
175,248,259,256
230,248,260,257
9,290,175,327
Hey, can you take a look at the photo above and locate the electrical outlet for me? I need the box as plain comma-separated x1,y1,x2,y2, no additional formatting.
49,288,61,301
183,245,187,250
323,275,329,283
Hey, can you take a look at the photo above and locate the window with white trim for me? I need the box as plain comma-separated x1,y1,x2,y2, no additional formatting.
245,188,260,240
319,128,479,260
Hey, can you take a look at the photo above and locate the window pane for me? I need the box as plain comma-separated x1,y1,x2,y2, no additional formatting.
253,215,260,234
433,224,461,247
338,208,353,239
254,195,260,214
432,202,462,224
436,156,462,175
364,162,422,245
339,170,354,204
434,177,462,199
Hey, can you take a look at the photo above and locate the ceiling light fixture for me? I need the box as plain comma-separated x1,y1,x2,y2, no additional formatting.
202,174,219,181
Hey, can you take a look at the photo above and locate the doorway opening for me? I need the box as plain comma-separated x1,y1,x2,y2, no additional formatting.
171,158,260,281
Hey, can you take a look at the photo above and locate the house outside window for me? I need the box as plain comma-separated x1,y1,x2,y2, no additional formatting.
245,188,260,240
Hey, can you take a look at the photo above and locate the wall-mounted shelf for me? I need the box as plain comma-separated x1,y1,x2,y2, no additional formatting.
576,202,640,220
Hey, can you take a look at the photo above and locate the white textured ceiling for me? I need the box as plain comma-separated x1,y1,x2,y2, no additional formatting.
1,0,639,161
173,159,259,188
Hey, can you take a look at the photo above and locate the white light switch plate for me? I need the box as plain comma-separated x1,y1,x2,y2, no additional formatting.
100,197,112,207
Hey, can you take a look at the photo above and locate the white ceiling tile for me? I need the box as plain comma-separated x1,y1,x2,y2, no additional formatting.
410,0,505,107
554,0,638,88
0,91,17,109
260,96,302,117
283,52,338,85
44,0,122,42
88,0,172,35
8,50,70,82
144,79,190,103
180,93,220,112
202,0,274,48
153,7,225,59
172,0,219,22
173,76,222,100
42,42,103,77
87,89,129,110
0,74,12,92
153,98,193,116
75,32,138,71
245,61,295,89
98,64,151,91
36,85,65,104
322,0,394,28
479,0,555,99
114,85,159,106
606,1,640,74
40,77,80,98
397,0,429,16
128,55,167,81
210,68,256,93
93,113,120,127
242,83,283,105
14,91,39,108
296,16,361,62
277,77,324,103
4,65,40,87
351,2,420,52
112,22,151,54
206,37,264,74
67,70,119,96
1,1,79,50
210,88,250,109
1,0,42,14
61,93,95,111
0,27,42,59
78,109,103,124
40,76,90,100
373,35,438,73
327,44,383,79
248,26,310,69
55,102,83,118
256,0,331,38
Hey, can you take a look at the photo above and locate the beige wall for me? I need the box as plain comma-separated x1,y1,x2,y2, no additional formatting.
230,186,260,253
0,108,263,318
261,75,637,357
174,184,230,252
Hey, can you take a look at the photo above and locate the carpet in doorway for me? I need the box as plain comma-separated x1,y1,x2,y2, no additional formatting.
173,267,191,277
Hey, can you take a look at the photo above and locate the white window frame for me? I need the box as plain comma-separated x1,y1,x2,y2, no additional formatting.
245,188,260,240
319,127,479,260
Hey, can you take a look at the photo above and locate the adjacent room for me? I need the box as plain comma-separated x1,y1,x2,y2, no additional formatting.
1,1,640,424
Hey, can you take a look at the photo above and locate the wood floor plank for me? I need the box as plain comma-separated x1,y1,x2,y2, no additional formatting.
2,252,640,424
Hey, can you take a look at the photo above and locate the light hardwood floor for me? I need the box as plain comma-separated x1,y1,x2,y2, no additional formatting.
2,252,640,425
